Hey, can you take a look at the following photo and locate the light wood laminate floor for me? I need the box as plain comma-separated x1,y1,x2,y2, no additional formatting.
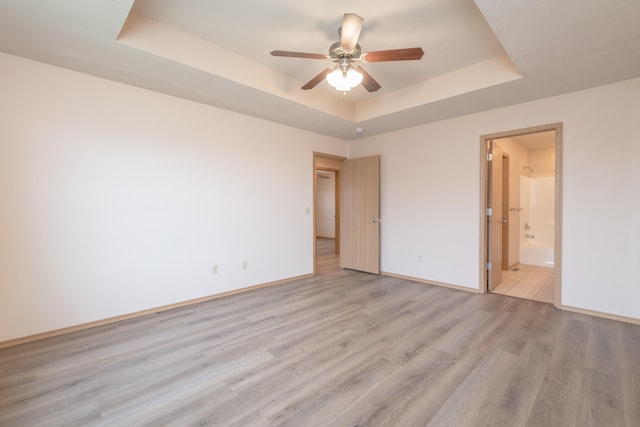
1,245,638,426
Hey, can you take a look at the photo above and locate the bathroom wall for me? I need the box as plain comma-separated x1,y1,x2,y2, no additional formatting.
495,138,555,268
528,147,555,177
520,176,556,248
493,138,528,268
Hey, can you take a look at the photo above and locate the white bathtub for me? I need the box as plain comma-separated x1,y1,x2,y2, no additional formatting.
520,241,554,267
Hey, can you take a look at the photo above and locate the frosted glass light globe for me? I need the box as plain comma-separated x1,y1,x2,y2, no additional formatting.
326,68,363,91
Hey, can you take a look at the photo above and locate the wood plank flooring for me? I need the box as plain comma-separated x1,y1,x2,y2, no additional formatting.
1,242,638,426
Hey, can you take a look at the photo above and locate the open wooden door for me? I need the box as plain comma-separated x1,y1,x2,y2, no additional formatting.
501,154,510,270
340,155,380,274
488,142,504,290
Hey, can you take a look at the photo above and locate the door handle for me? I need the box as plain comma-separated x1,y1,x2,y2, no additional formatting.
372,218,381,223
500,219,508,224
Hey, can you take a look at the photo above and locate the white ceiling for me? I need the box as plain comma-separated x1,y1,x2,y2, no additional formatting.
1,0,639,140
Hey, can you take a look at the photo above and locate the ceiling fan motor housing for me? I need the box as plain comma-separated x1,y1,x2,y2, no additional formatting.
270,14,422,92
329,41,362,60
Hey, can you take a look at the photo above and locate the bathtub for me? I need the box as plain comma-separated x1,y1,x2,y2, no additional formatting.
520,241,554,267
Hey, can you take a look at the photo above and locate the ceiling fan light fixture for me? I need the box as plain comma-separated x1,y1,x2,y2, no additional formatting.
326,68,363,91
272,13,423,93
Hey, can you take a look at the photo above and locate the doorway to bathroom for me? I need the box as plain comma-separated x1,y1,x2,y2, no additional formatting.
480,124,563,306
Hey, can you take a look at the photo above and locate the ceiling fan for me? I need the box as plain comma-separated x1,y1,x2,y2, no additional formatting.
271,13,424,92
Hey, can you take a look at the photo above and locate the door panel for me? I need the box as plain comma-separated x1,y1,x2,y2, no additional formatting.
501,154,510,270
340,155,380,274
489,143,504,290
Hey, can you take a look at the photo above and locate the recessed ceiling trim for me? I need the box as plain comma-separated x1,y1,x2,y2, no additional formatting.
116,10,522,126
1,1,637,139
357,55,522,121
117,12,357,121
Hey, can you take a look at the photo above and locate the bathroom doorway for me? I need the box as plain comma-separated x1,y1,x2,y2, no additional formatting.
480,124,563,306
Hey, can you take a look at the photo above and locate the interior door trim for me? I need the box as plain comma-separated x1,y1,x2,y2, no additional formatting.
479,123,563,307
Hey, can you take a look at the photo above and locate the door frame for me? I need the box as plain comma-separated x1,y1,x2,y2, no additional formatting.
479,123,563,307
313,152,346,275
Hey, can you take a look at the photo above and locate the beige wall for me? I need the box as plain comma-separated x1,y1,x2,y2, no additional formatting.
528,147,555,176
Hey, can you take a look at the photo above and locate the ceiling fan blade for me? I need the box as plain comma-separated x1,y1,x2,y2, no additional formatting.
340,13,363,51
302,68,331,90
365,47,424,62
270,50,326,59
358,68,381,92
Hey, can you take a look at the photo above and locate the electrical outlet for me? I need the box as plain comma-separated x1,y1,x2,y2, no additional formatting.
418,254,423,262
242,260,247,270
212,264,218,275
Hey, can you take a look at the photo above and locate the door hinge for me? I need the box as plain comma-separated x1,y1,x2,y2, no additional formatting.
487,262,492,271
487,153,493,161
487,207,492,216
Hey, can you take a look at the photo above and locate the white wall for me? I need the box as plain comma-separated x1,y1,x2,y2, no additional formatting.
1,52,638,343
350,77,640,320
0,53,348,342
